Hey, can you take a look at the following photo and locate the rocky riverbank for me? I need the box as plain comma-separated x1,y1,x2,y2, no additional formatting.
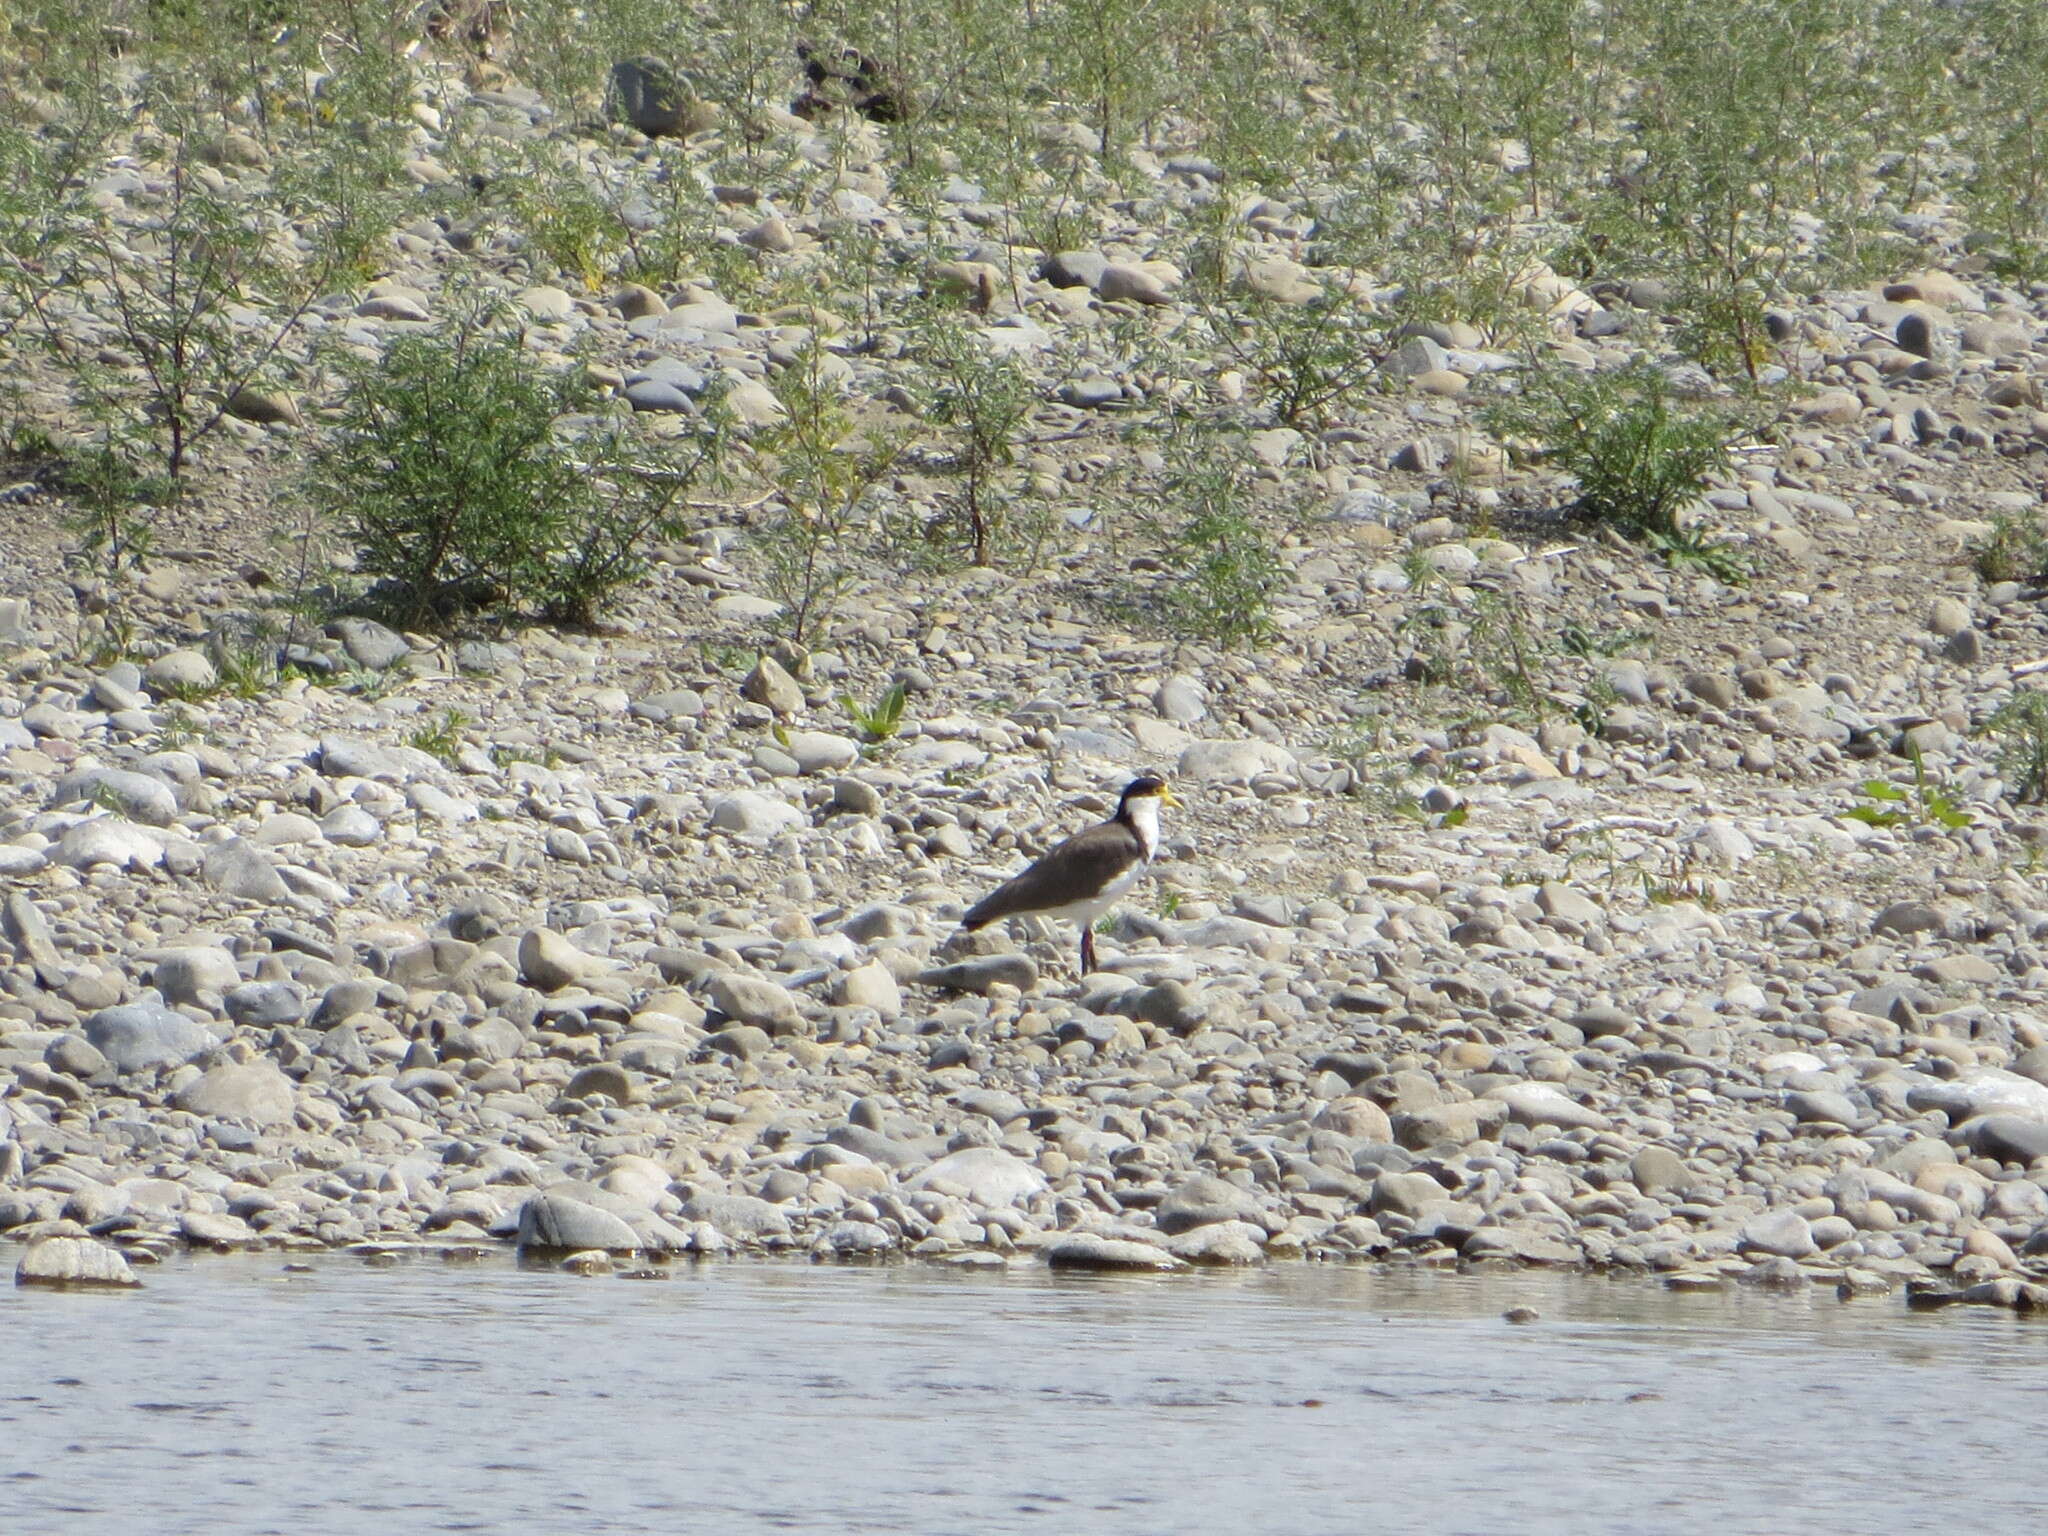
9,538,2048,1309
9,15,2048,1308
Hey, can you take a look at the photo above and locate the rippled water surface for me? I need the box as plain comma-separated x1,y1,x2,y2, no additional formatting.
3,1254,2041,1535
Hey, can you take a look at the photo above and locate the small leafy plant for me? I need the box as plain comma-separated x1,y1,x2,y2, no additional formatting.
1987,690,2048,804
1483,360,1751,567
308,311,725,629
917,324,1038,567
1972,510,2048,585
408,709,469,767
1184,221,1386,430
840,680,908,742
1844,746,1974,829
756,335,907,646
1143,449,1285,647
58,438,167,582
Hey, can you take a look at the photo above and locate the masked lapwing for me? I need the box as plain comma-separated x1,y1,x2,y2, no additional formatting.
960,774,1179,974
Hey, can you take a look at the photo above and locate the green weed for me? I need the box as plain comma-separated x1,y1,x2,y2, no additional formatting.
1483,360,1752,565
1843,745,1974,829
1987,690,2048,804
841,680,909,742
1972,511,2048,585
408,708,469,767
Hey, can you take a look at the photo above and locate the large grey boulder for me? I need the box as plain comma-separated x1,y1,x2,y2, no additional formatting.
202,839,290,902
85,998,218,1073
606,57,717,138
1155,1174,1269,1235
16,1237,139,1288
173,1062,296,1126
908,1148,1047,1208
53,767,178,825
516,1192,642,1254
708,972,802,1033
676,1191,792,1241
1045,1234,1185,1271
152,946,241,1006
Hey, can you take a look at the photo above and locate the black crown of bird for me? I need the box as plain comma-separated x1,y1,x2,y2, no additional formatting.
959,774,1181,975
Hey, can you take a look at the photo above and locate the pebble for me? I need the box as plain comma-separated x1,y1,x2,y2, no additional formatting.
172,1061,296,1125
85,999,219,1073
16,1237,139,1288
517,1192,642,1254
1046,1235,1186,1271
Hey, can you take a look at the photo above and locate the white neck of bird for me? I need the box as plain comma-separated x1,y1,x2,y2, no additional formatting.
1126,795,1162,860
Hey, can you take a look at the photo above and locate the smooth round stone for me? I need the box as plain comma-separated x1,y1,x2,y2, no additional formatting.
318,735,412,780
1487,1082,1610,1132
252,812,323,847
329,618,410,670
320,806,384,846
784,731,861,773
45,1033,109,1078
201,839,291,902
1155,1173,1269,1234
544,828,593,863
518,928,607,991
1786,1088,1861,1125
144,649,218,692
1164,1221,1267,1265
917,954,1038,995
1927,596,1972,637
152,947,241,1006
709,791,804,837
832,960,900,1018
1630,1146,1694,1195
907,1148,1047,1208
16,1236,139,1288
223,981,309,1028
52,767,178,825
638,688,705,720
564,1062,638,1105
1177,738,1296,785
173,1061,295,1125
0,846,50,875
624,378,697,413
1156,675,1208,723
89,674,145,711
677,1191,792,1241
407,784,477,823
357,293,430,321
831,777,882,816
85,998,218,1072
1060,377,1125,409
1739,1209,1818,1259
517,1192,640,1254
1045,1234,1185,1271
707,972,801,1032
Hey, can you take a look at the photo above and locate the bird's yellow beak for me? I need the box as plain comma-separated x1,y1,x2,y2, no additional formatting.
1161,786,1183,810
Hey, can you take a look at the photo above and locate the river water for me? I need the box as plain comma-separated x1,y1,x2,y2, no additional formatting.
2,1254,2040,1535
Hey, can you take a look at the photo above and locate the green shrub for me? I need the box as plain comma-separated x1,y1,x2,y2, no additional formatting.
1972,510,2048,585
1484,360,1749,560
756,337,906,645
308,319,725,629
916,323,1038,567
1151,452,1284,646
57,438,169,580
1185,218,1386,429
1988,691,2048,804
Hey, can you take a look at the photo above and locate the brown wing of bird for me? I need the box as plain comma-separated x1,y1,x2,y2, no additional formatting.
961,821,1142,929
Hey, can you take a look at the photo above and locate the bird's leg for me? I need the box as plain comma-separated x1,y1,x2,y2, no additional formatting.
1080,924,1097,976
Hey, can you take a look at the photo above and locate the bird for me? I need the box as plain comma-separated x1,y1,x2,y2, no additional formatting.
959,774,1180,975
